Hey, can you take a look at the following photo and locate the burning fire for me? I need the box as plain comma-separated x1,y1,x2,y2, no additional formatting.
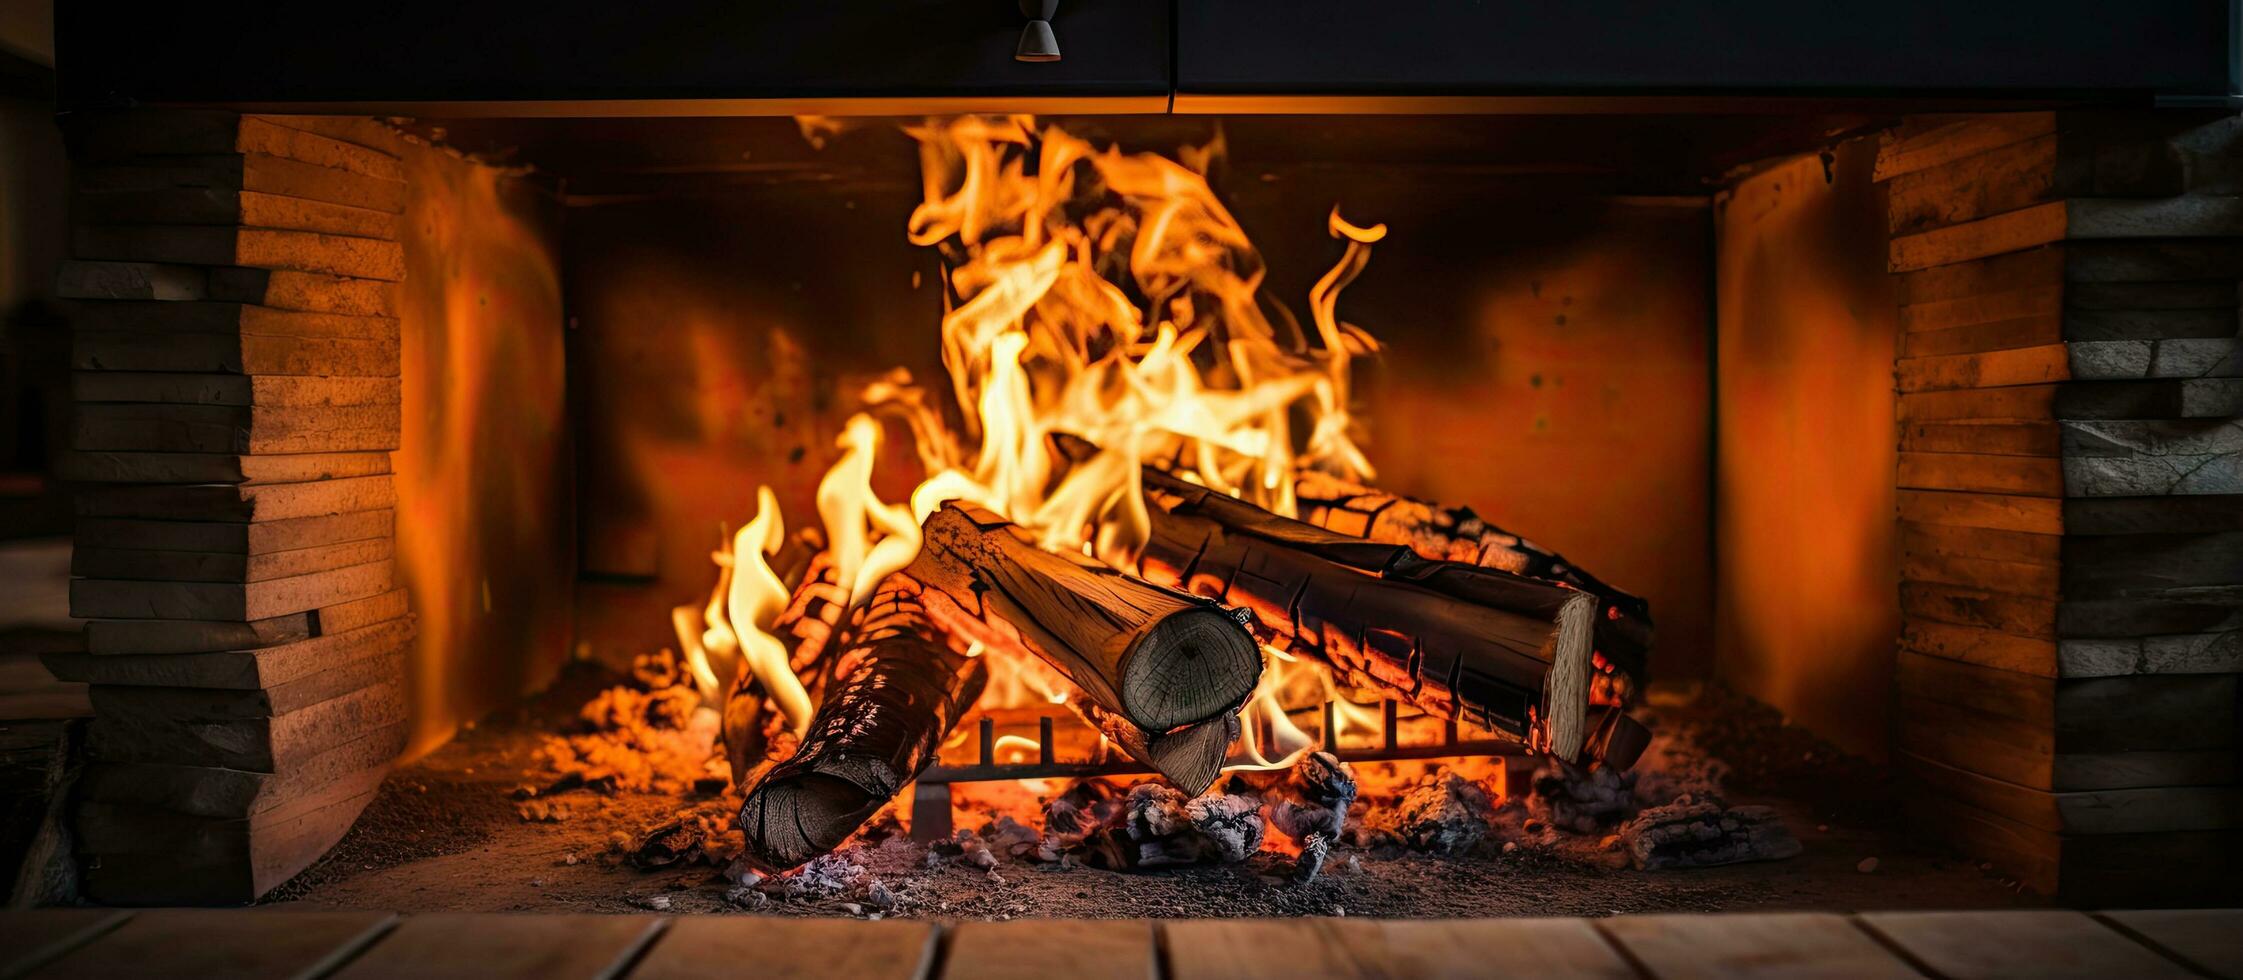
677,115,1398,774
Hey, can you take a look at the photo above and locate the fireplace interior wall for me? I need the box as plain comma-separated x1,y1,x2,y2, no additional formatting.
393,140,573,758
1713,140,1905,761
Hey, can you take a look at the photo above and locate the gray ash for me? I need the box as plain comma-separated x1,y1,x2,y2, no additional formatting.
1620,793,1802,870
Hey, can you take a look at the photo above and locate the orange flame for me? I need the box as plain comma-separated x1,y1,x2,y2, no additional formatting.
700,116,1393,772
675,487,813,736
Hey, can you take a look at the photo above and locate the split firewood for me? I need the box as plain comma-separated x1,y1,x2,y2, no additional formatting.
909,502,1262,794
1293,470,1653,679
1132,469,1600,761
1072,699,1238,798
736,575,986,872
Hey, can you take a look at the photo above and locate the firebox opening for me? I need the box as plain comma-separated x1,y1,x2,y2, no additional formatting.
39,102,2151,915
14,0,2237,924
335,110,1904,899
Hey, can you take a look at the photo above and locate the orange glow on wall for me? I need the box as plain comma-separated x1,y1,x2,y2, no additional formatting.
1351,200,1715,678
1714,145,1901,760
394,143,572,758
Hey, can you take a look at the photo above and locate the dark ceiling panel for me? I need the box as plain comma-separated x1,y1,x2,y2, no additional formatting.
57,1,1171,108
1177,1,2235,99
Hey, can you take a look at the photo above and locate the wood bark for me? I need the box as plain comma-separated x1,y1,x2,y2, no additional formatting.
911,502,1263,743
737,575,986,872
1134,470,1599,760
1292,470,1652,681
1074,700,1239,797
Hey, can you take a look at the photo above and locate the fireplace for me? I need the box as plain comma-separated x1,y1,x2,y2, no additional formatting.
13,1,2240,917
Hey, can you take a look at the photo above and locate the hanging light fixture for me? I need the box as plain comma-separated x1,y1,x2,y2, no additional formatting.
1015,0,1060,62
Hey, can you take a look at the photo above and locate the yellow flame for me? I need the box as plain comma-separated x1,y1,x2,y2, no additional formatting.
992,734,1045,763
686,487,814,735
818,415,922,606
700,116,1394,770
1223,645,1318,771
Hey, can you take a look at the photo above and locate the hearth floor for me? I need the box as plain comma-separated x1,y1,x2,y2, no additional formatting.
6,907,2238,978
252,667,2045,919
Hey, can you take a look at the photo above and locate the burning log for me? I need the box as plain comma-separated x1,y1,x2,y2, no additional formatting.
909,502,1261,794
736,575,986,872
1132,470,1602,761
1293,471,1653,679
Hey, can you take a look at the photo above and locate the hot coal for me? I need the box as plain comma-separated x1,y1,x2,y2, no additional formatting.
535,651,729,798
629,818,705,870
1187,793,1267,863
1079,783,1268,870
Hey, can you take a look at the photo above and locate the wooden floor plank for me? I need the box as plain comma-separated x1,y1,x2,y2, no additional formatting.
5,909,2232,980
942,919,1152,980
24,909,393,980
1859,910,2194,979
0,909,132,977
1598,913,1921,979
2098,909,2243,979
1364,919,1635,979
330,913,662,980
1166,918,1632,980
627,917,934,980
1164,920,1381,979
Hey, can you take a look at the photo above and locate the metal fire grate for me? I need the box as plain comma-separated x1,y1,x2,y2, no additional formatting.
908,699,1526,839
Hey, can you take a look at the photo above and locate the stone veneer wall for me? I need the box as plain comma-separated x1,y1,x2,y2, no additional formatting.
43,110,412,904
1876,111,2242,904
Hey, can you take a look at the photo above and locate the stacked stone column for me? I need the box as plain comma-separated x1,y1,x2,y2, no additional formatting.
1878,111,2242,904
39,111,412,904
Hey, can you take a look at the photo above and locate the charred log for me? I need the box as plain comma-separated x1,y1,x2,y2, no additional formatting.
1133,470,1600,760
1293,471,1653,679
910,502,1261,793
736,575,986,873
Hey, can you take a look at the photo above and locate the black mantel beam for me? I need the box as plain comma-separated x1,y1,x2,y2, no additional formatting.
54,1,2240,116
